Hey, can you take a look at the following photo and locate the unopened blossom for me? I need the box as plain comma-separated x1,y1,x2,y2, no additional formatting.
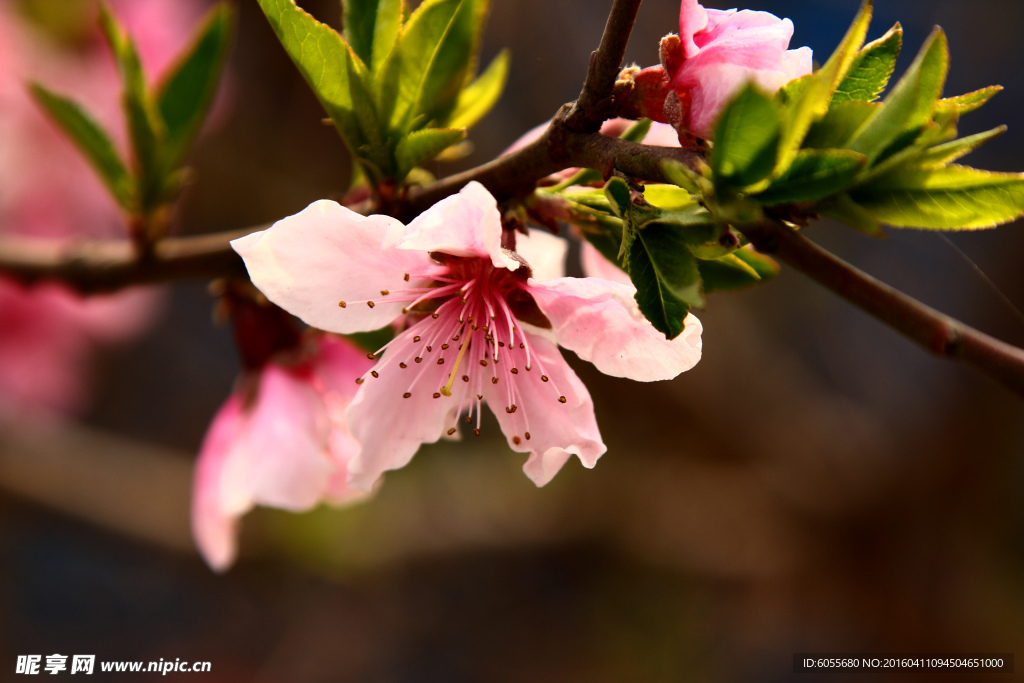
192,305,374,571
0,0,204,414
232,182,703,489
666,0,812,139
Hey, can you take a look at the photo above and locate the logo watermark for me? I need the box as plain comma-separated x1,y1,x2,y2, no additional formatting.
16,655,211,676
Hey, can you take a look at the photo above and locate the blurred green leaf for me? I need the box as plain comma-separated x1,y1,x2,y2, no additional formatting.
821,192,884,236
712,84,781,188
753,149,866,205
447,48,509,129
850,164,1024,229
643,184,696,210
917,125,1005,167
803,101,878,149
28,83,134,210
833,22,902,104
936,85,1001,114
847,28,948,164
344,0,403,70
395,127,466,178
156,3,233,169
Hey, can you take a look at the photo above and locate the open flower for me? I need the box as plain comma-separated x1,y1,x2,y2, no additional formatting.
667,0,812,139
232,182,703,490
191,297,373,571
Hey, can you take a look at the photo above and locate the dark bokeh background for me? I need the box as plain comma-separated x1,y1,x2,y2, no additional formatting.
2,0,1024,680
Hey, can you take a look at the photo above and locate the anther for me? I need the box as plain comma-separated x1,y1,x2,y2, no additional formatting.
403,273,410,281
498,341,505,347
400,362,408,369
431,312,439,319
558,396,567,403
437,358,444,365
366,352,375,360
474,429,481,436
403,392,411,398
433,392,441,399
414,336,421,342
519,343,525,349
513,436,521,445
371,370,379,378
441,344,449,350
426,345,432,352
491,377,498,384
462,375,469,382
380,289,389,296
453,335,460,341
447,428,457,436
367,301,375,308
510,368,518,374
480,360,488,367
355,378,364,385
466,416,472,424
401,307,409,314
541,375,549,382
338,301,347,308
477,394,483,400
415,357,423,363
525,432,531,440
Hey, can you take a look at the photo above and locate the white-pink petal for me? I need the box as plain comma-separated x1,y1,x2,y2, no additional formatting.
401,181,520,272
579,241,633,287
527,277,702,382
231,200,433,334
191,394,245,572
513,228,568,283
482,334,605,486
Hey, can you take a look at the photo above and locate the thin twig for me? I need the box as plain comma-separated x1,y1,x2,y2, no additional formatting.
743,221,1024,397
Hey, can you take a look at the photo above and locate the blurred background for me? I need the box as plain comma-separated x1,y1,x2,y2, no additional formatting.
1,0,1023,680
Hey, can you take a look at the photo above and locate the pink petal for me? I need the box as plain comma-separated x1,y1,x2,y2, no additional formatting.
684,62,793,140
345,323,461,491
400,182,520,272
513,229,568,283
579,241,633,287
191,394,245,572
218,366,334,516
679,0,711,58
642,121,683,148
232,201,434,334
527,277,703,382
482,334,605,486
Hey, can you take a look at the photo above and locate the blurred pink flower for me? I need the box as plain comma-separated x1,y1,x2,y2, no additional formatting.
0,0,205,415
233,182,703,490
192,332,373,571
668,0,812,139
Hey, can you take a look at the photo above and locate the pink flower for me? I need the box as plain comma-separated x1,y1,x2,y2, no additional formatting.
232,182,703,489
192,332,374,571
668,0,812,139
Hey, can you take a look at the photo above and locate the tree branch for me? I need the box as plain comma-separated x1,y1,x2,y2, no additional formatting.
742,221,1024,398
0,230,250,293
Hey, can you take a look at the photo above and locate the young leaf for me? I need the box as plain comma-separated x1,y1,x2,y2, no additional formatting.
643,184,697,210
850,164,1024,229
917,125,1006,167
344,0,403,69
156,3,233,168
775,0,873,171
28,83,134,210
712,84,782,188
733,246,780,280
395,127,466,178
630,223,702,339
803,101,878,149
256,0,366,154
417,0,484,126
752,149,867,205
447,48,509,129
821,192,883,236
848,28,949,164
833,22,902,104
100,4,164,207
935,85,1001,114
697,250,778,293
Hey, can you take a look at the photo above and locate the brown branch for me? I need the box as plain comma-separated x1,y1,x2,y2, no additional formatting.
743,220,1024,397
564,0,645,132
0,229,251,293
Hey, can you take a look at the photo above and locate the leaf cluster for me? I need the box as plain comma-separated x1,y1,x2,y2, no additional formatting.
30,3,233,237
256,0,509,188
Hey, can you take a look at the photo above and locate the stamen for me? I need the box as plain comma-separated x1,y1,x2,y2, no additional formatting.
367,301,375,308
513,436,521,445
525,432,531,440
355,378,364,384
447,427,457,436
433,392,441,399
338,301,347,308
403,273,410,281
558,396,567,403
371,370,379,378
380,290,389,296
403,392,411,398
400,362,407,369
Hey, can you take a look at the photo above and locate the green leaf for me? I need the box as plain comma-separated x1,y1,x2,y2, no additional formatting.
619,118,652,143
821,192,884,236
712,84,782,188
698,249,778,293
661,159,708,195
803,101,878,149
344,0,403,69
776,0,873,171
936,85,1001,115
446,48,509,129
643,184,697,210
395,127,466,178
850,164,1024,229
100,3,165,208
256,0,366,155
376,0,463,132
630,223,702,339
156,3,233,168
848,28,948,164
833,22,902,104
28,83,134,210
753,149,866,205
917,125,1006,167
417,0,486,126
